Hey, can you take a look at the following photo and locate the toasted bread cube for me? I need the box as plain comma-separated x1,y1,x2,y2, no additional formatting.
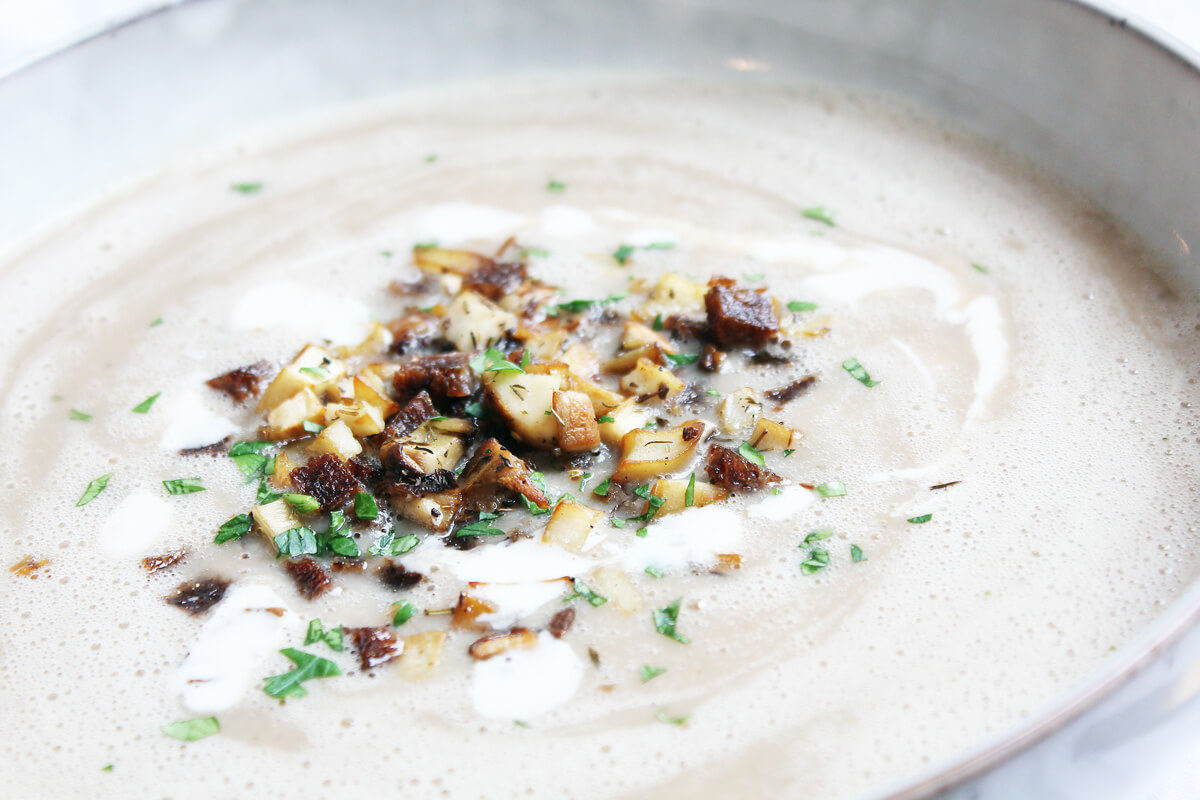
468,628,539,661
597,398,652,447
542,499,604,553
252,499,303,552
257,345,346,412
396,631,448,680
718,388,763,435
620,358,685,401
553,390,601,452
307,418,362,460
612,420,705,484
588,566,640,614
414,246,492,276
560,343,600,378
326,401,386,437
485,370,566,449
748,417,796,451
444,290,518,352
353,372,400,418
265,388,324,440
639,273,708,319
621,321,676,354
649,478,729,515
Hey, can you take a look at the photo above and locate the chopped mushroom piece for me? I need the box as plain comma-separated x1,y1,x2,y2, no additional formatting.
704,280,779,347
452,592,497,632
597,398,652,448
457,438,551,512
385,486,463,532
748,417,797,451
588,566,640,613
468,628,539,660
252,499,303,552
718,388,763,435
484,370,566,449
414,246,494,276
649,478,729,515
391,353,478,403
443,290,518,352
612,420,705,484
257,345,346,412
705,445,783,492
620,358,685,401
264,388,324,440
552,390,601,452
307,418,363,461
542,499,603,553
640,273,708,319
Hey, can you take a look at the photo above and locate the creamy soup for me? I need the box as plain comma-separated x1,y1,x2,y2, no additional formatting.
2,77,1199,800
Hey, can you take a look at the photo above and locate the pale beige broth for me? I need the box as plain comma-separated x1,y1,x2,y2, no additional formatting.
1,76,1199,800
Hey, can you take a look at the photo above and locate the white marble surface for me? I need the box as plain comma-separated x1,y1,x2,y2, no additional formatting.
0,1,1198,798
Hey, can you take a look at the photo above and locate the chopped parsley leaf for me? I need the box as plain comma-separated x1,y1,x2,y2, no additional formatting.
907,513,933,524
737,441,766,467
815,481,847,498
69,409,92,421
304,619,344,652
612,244,636,265
214,513,253,544
593,477,611,497
354,492,379,520
801,205,836,226
255,477,282,505
783,448,796,457
392,602,416,627
645,566,665,578
131,392,161,413
469,347,523,374
149,316,164,327
578,472,593,492
230,182,262,195
454,512,505,538
564,578,608,607
642,241,675,251
800,548,830,575
546,179,567,192
284,493,320,514
262,648,341,700
413,241,438,250
628,493,665,523
663,351,700,367
640,665,666,683
162,716,220,741
274,527,319,557
652,598,689,644
369,530,420,557
519,247,549,258
163,478,205,496
636,527,648,537
101,765,113,772
610,518,627,529
424,154,437,163
597,415,615,424
651,313,664,331
76,474,113,507
464,401,486,418
704,388,721,397
842,357,880,387
684,473,696,507
851,544,866,563
744,272,765,282
557,292,628,314
786,300,819,312
972,262,990,274
804,530,834,545
655,710,689,727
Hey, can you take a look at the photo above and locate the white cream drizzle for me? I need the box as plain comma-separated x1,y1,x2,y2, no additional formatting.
413,202,524,242
96,489,173,557
619,505,743,573
473,580,571,630
468,631,584,720
400,537,589,583
158,389,240,451
747,485,816,522
174,584,297,713
230,283,371,344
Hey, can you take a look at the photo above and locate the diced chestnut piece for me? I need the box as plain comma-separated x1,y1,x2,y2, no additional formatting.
463,261,527,301
704,281,779,347
283,557,334,600
376,559,423,590
765,375,818,407
705,445,783,492
468,628,538,660
290,453,363,511
206,360,271,402
698,344,725,372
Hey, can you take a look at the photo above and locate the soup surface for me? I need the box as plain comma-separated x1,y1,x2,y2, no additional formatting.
2,77,1199,800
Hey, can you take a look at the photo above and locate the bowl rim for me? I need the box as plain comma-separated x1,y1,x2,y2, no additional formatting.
2,1,1199,798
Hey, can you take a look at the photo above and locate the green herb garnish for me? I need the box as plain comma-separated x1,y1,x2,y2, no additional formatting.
230,182,262,195
392,602,415,627
76,473,112,507
274,527,319,557
801,206,835,226
214,513,253,544
651,313,664,331
353,492,379,520
645,566,665,579
556,292,628,314
149,317,164,327
469,347,523,374
663,351,700,367
564,578,607,607
578,472,594,492
744,272,765,282
907,513,933,524
163,478,204,495
737,441,766,467
593,477,611,497
546,180,567,192
850,544,866,563
640,665,666,683
652,598,689,644
304,619,344,652
972,262,989,274
131,392,161,413
783,448,795,457
413,241,438,250
655,710,689,726
284,493,320,514
69,409,92,421
597,415,615,424
842,357,880,387
684,473,696,507
815,481,847,497
800,549,830,575
369,530,420,557
262,648,341,700
786,300,819,312
454,511,505,538
162,716,220,741
803,530,834,545
612,244,636,265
